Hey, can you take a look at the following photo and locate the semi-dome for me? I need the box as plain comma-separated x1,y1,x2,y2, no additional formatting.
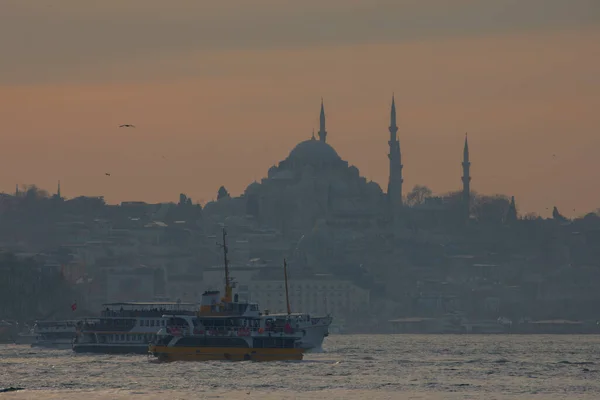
244,181,261,194
287,138,341,165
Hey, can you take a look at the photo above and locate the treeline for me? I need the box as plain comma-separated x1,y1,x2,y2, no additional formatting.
0,252,77,321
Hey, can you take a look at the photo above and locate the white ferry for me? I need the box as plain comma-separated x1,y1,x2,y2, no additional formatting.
32,320,79,349
262,312,331,351
72,301,197,354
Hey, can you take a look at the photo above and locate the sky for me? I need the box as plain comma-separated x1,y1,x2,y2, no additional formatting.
0,0,599,216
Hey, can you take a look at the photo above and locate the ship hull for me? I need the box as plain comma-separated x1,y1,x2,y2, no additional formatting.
15,334,37,345
297,325,329,351
32,341,74,350
149,345,304,362
73,343,149,354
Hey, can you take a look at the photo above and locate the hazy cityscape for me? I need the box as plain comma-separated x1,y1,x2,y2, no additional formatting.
2,1,600,399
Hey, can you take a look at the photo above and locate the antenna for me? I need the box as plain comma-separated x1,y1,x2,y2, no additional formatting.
217,228,232,303
283,258,291,315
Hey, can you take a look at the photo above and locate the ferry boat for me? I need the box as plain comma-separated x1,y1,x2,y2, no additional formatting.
149,303,305,362
32,320,79,349
262,312,331,351
15,327,37,345
72,301,198,354
148,229,326,361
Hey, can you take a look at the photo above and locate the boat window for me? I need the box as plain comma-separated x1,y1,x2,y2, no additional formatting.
151,320,155,327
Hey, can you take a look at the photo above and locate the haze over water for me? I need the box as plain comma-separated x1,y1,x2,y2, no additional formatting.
2,335,600,399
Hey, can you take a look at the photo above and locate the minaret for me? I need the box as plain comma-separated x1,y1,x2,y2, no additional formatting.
462,133,471,217
15,184,19,197
387,95,403,211
505,195,517,224
318,98,327,143
57,180,61,199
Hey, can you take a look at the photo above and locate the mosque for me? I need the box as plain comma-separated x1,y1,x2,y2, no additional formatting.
208,96,472,236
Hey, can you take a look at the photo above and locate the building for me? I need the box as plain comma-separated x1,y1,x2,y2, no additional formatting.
247,278,370,317
237,99,387,235
200,264,369,319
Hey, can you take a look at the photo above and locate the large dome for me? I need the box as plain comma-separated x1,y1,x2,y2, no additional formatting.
287,139,341,165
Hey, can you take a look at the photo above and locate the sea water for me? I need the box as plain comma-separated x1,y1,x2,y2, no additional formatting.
1,334,599,399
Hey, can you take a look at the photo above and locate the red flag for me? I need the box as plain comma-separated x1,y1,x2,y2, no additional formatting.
71,302,77,311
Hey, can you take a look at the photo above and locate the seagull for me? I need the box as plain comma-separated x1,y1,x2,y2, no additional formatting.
119,124,135,128
105,173,111,176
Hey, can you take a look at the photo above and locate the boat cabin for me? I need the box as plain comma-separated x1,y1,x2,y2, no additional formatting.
81,302,197,333
101,302,197,317
197,291,260,317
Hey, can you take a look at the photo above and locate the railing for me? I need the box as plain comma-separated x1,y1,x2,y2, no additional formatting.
80,323,135,332
165,325,298,337
100,309,195,318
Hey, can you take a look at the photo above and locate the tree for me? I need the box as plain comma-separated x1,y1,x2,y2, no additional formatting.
217,186,230,200
406,185,432,207
552,206,567,222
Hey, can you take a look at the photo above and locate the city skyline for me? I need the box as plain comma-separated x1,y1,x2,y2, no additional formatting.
1,1,599,216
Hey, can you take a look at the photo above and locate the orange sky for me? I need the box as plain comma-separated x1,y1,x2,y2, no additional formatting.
0,1,599,217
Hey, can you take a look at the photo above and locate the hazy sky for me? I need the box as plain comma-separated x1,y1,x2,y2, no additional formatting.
1,0,599,216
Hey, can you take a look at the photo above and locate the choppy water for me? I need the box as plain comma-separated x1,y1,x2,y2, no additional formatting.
1,335,600,399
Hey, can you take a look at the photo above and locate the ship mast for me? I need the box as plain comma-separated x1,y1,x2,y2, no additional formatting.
283,258,291,315
221,228,232,303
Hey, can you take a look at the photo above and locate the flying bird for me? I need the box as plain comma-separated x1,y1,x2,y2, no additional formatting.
119,124,135,128
105,173,111,176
